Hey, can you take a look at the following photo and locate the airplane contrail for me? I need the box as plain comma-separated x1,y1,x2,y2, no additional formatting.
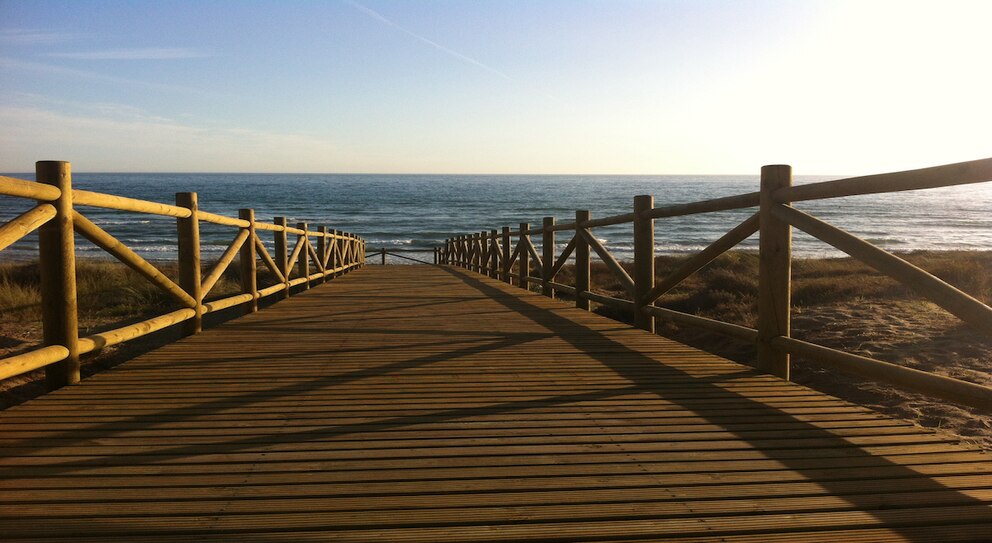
346,0,514,81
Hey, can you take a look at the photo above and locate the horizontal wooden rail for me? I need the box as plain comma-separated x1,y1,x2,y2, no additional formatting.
775,157,992,203
438,156,992,413
772,336,992,412
0,162,366,388
643,305,759,343
0,204,55,252
642,191,760,219
0,175,61,201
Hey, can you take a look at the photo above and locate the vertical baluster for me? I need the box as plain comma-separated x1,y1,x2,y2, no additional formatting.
239,209,258,313
542,217,555,298
633,195,655,332
37,160,80,390
518,222,530,289
758,165,793,380
176,192,202,335
501,227,511,283
575,210,590,311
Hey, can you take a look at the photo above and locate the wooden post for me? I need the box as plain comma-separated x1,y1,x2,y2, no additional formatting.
37,161,80,390
239,209,258,313
575,210,591,311
758,165,792,380
317,226,328,283
542,217,555,298
381,248,387,265
297,222,309,289
490,229,499,278
633,195,655,332
518,222,530,289
274,217,290,298
333,229,341,275
501,227,511,283
176,192,202,335
479,231,488,274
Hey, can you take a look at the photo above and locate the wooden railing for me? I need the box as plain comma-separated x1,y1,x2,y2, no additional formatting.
365,248,440,265
0,161,366,389
438,158,992,412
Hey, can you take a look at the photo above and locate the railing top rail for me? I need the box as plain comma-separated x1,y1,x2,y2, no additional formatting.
774,157,992,203
1,174,363,241
451,157,992,239
0,175,61,201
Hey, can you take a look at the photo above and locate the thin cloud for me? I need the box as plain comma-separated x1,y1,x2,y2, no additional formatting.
346,0,512,81
0,57,221,96
48,47,210,60
0,29,79,45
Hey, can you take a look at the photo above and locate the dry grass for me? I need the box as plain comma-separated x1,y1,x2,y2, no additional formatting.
0,258,251,408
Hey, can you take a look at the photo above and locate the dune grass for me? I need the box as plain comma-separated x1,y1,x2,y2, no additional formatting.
555,250,992,448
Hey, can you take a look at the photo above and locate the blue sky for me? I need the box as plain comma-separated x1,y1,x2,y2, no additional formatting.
1,0,989,174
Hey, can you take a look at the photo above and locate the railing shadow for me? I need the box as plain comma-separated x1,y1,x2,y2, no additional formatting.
0,266,987,540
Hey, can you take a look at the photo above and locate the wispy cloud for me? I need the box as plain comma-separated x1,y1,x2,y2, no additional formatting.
0,57,220,96
346,0,512,81
0,28,80,45
48,47,210,60
0,104,348,172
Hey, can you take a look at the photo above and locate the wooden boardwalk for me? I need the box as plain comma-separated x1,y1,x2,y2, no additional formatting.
1,265,991,542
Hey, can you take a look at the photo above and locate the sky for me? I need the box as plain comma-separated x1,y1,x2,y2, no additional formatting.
0,0,990,174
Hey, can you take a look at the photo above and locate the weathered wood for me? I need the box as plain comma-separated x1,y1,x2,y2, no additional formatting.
7,265,988,543
579,211,637,229
772,336,992,411
773,205,992,337
286,235,306,278
77,309,196,354
776,157,992,203
35,161,79,390
579,289,636,310
73,189,191,219
297,222,310,290
176,192,202,336
643,192,761,220
72,211,197,308
642,213,760,305
306,238,324,274
274,217,290,298
501,227,511,283
0,203,55,252
575,210,591,311
542,217,555,298
633,195,654,332
255,234,287,283
489,229,499,278
200,229,250,297
518,223,530,289
578,227,635,297
757,165,792,380
0,345,69,381
197,210,249,228
317,227,328,283
239,209,258,313
643,305,759,343
200,292,253,313
548,234,577,280
0,175,61,201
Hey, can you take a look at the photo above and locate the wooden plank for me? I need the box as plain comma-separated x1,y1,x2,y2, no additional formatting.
1,265,990,541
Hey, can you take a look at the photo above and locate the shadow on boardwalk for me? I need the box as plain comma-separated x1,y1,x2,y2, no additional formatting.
0,265,988,540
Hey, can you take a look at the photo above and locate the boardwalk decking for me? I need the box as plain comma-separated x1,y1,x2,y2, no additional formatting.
1,265,991,541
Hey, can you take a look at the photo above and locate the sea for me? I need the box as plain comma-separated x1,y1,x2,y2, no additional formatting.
1,173,990,263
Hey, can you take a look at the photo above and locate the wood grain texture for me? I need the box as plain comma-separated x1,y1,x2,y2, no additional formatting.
1,265,990,541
